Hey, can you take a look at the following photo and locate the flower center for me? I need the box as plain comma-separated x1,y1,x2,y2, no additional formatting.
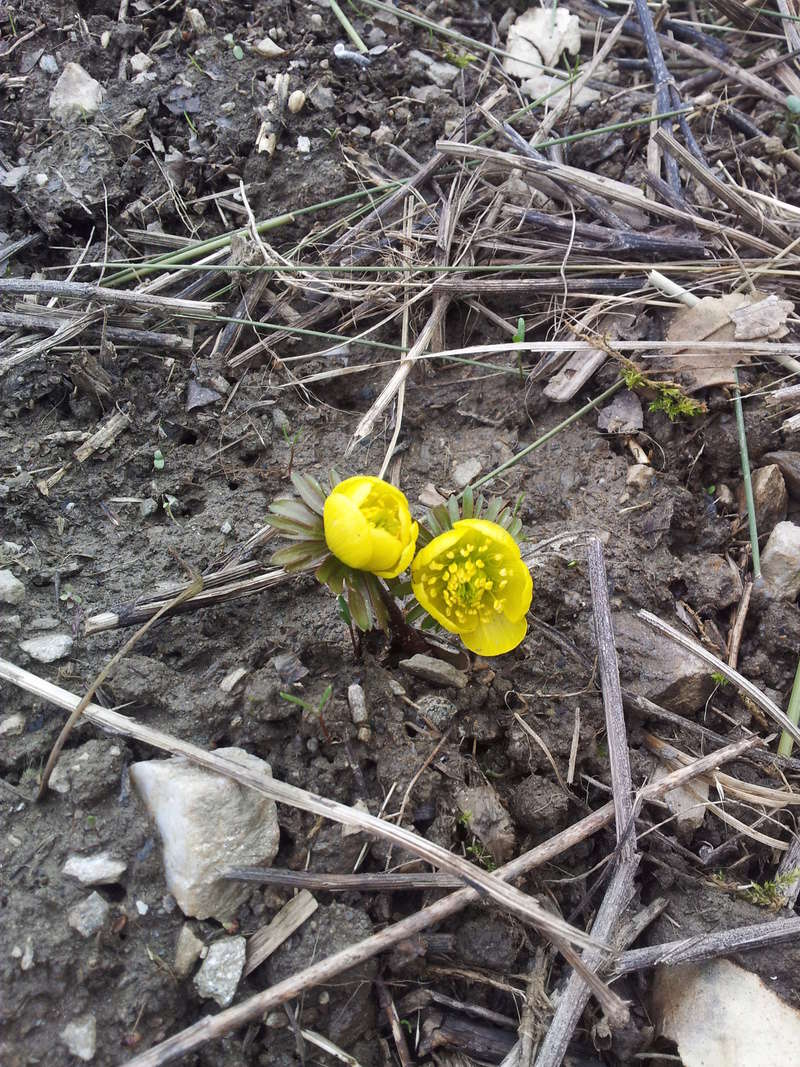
362,491,400,535
423,539,510,627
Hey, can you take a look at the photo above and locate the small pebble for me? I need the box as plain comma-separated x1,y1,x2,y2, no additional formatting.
400,654,468,690
19,634,73,663
174,923,204,977
255,37,285,58
288,89,306,113
0,712,25,737
60,1016,96,1062
63,851,127,885
194,936,246,1007
68,892,110,938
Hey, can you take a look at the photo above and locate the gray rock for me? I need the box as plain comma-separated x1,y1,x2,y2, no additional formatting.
59,1015,96,1061
130,747,279,921
763,451,800,498
760,521,800,601
683,554,743,612
68,892,111,938
174,923,204,977
193,936,246,1007
738,464,787,534
139,497,158,518
347,683,368,724
63,851,127,885
400,654,468,690
49,63,104,123
415,693,457,730
0,568,24,605
308,84,335,109
0,614,21,632
0,712,24,737
613,611,715,715
452,457,482,490
597,390,643,433
427,60,460,87
186,380,222,411
19,633,73,663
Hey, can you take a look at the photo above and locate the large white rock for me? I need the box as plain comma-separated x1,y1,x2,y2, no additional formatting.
0,568,25,605
49,62,104,123
761,521,800,601
654,959,800,1066
130,747,279,921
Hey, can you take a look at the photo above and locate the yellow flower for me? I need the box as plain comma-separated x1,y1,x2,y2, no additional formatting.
323,476,419,579
411,518,532,656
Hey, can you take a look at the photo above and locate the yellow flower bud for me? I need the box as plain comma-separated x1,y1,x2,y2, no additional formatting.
411,518,532,656
323,476,419,579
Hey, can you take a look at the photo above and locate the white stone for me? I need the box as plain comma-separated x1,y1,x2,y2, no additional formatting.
654,766,708,835
288,90,306,113
371,124,393,144
654,959,800,1066
49,63,105,123
19,633,73,663
761,521,800,601
186,7,207,33
255,37,285,58
60,1015,97,1061
0,713,25,738
136,899,149,915
452,457,482,490
297,135,311,153
193,936,246,1007
63,851,127,885
0,569,24,605
129,747,280,921
129,52,153,74
68,892,111,937
174,923,204,977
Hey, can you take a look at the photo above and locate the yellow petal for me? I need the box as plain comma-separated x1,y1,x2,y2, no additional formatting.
367,526,402,574
454,518,520,556
461,612,528,656
377,521,418,578
323,493,372,569
335,475,376,507
504,558,533,622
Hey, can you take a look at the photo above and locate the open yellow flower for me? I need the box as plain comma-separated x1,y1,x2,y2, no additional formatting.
323,475,418,579
412,518,532,656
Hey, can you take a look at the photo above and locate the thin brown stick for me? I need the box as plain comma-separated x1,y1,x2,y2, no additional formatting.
111,734,761,1067
533,540,639,1067
614,915,800,974
0,310,192,352
653,130,790,247
0,278,219,314
225,867,464,890
727,579,753,670
376,977,413,1067
588,539,635,856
